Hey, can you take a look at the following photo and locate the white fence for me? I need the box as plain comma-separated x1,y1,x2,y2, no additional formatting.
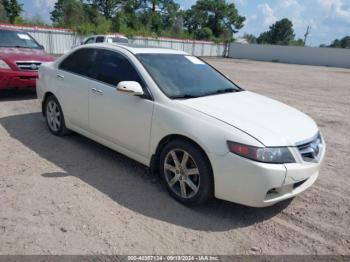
1,24,226,56
229,43,350,69
130,37,227,57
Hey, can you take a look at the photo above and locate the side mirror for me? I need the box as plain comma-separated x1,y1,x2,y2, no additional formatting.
116,81,144,96
39,44,45,50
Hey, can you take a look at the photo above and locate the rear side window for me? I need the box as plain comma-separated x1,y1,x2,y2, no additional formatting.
96,36,105,43
59,48,98,78
96,49,143,86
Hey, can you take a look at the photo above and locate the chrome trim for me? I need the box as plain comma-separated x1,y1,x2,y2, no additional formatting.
16,61,42,71
295,132,320,147
296,132,323,163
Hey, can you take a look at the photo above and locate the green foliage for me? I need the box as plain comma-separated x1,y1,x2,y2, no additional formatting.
1,0,22,24
74,17,112,35
184,0,245,41
257,18,295,46
47,0,246,42
91,0,120,19
195,27,213,40
243,33,257,44
256,31,270,44
289,38,304,46
329,36,350,49
51,0,87,28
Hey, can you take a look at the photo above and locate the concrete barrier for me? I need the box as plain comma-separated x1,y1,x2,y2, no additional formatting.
229,43,350,69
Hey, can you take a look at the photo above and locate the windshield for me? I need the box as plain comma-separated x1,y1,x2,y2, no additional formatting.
0,30,42,49
137,54,241,99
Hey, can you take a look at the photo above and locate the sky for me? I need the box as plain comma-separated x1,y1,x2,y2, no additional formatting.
19,0,350,46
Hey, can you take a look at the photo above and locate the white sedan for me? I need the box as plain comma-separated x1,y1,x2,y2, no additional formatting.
37,44,326,207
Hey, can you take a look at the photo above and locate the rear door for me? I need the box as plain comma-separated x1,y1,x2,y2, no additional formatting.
56,48,98,130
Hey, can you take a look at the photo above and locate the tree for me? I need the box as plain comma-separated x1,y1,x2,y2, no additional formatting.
184,0,245,40
51,0,86,28
195,27,213,40
329,36,350,49
289,38,304,46
257,18,295,46
243,33,257,44
0,2,8,22
2,0,22,24
138,0,180,34
90,0,121,19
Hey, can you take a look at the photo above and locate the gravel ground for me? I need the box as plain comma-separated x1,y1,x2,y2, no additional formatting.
0,58,349,255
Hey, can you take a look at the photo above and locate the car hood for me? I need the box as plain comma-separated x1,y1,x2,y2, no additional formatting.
177,91,319,147
0,47,55,63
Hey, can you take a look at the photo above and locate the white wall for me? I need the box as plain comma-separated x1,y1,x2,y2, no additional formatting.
229,43,350,69
130,37,227,57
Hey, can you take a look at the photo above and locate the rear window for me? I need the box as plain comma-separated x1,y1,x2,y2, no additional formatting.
59,48,98,78
96,36,105,43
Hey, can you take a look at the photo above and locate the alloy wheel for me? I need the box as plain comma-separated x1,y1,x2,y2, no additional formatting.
164,149,200,199
46,100,61,132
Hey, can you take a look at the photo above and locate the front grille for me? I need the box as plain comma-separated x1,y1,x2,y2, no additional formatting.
16,61,42,71
297,133,323,162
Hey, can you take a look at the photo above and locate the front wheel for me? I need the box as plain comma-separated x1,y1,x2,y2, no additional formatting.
44,95,70,136
159,140,214,205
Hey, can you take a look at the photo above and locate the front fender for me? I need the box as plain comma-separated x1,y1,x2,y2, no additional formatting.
149,102,263,160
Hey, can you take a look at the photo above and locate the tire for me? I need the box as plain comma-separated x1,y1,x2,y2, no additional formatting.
44,95,70,136
159,139,214,205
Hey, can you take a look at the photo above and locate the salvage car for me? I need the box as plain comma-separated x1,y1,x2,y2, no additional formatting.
37,44,326,207
0,27,55,90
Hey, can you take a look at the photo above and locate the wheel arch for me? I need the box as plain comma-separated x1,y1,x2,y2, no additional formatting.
42,91,55,116
150,134,214,184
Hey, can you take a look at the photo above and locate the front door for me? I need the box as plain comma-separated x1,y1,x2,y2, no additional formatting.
89,49,154,158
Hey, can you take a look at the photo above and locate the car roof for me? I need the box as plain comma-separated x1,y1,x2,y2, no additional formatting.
88,43,188,55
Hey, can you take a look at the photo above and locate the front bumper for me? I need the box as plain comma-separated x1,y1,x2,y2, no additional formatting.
0,69,38,89
210,142,326,207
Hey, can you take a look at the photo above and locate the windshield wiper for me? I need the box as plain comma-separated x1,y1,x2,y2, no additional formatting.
13,45,31,49
171,94,199,99
204,88,239,96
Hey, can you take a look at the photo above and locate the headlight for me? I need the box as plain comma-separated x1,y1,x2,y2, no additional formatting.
0,59,11,69
227,141,295,164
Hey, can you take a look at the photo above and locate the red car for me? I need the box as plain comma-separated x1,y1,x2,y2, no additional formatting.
0,27,56,90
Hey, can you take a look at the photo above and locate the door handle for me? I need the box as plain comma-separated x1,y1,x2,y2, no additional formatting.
91,88,103,95
56,74,65,79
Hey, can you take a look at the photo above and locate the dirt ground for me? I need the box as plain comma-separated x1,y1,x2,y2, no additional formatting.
0,58,349,255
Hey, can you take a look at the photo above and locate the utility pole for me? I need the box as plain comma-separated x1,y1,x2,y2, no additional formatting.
304,25,311,46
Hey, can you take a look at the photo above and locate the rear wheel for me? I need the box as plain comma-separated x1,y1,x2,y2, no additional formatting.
44,95,70,136
159,139,213,205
